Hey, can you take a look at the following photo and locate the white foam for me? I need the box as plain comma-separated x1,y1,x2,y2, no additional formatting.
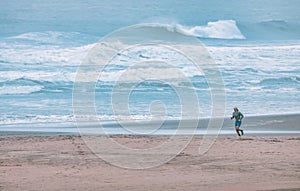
173,20,245,39
0,114,75,125
0,85,43,95
206,44,300,72
0,43,93,66
0,71,76,83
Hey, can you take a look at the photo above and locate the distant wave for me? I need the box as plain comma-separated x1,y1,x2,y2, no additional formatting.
145,20,245,39
168,19,300,40
7,31,99,46
5,19,300,43
3,20,245,42
146,20,300,40
2,20,300,44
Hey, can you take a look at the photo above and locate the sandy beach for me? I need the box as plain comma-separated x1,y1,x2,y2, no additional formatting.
0,135,299,191
1,0,300,191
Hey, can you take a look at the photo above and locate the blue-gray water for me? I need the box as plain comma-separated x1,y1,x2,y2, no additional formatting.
0,0,300,132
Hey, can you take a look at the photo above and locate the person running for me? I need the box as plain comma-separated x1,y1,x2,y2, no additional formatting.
230,107,244,136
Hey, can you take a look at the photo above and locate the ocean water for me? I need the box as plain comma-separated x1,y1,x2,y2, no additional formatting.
0,0,300,132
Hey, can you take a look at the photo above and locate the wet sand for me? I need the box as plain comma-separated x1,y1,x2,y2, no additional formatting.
0,135,299,191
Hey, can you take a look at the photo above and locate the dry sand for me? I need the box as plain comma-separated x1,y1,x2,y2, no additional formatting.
0,135,299,191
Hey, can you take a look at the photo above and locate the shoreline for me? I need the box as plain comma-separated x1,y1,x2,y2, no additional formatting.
1,113,300,136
